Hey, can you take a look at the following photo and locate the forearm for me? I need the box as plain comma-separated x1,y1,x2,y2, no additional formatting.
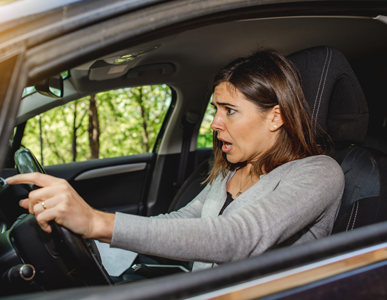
111,213,244,263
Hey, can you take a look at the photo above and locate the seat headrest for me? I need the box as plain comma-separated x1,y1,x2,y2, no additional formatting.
288,46,369,145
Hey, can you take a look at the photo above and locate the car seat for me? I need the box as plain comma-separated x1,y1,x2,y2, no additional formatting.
169,46,387,234
288,46,387,233
168,156,211,212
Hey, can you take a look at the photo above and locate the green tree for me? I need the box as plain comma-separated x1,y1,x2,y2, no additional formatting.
22,85,171,166
88,94,100,159
197,98,215,148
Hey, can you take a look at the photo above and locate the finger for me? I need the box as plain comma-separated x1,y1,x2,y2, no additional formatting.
27,184,68,214
35,210,53,233
28,188,52,215
5,173,64,188
35,201,73,234
19,198,29,210
29,185,64,202
28,188,56,214
33,200,49,215
32,195,63,215
28,185,73,215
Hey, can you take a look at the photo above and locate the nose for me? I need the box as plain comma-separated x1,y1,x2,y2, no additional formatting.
210,111,224,132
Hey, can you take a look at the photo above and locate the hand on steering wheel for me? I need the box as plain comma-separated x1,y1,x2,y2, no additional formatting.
8,173,98,237
6,149,114,242
6,148,114,286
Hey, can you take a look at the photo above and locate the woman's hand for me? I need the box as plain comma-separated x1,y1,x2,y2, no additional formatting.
5,173,114,243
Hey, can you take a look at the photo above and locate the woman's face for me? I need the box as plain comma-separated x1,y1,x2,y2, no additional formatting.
210,82,280,164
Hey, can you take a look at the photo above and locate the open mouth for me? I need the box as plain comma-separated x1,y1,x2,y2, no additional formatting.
222,141,233,153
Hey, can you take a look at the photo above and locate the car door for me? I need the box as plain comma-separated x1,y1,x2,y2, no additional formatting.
2,84,175,217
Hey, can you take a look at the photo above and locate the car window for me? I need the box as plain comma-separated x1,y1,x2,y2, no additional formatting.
21,85,171,166
197,98,215,148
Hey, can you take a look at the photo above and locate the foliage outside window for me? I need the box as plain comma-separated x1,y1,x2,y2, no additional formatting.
197,98,215,148
22,85,171,166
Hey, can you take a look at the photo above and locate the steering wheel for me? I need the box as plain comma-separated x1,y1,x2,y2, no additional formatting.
14,148,112,287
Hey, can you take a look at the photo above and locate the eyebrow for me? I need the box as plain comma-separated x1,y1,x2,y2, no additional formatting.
211,101,237,107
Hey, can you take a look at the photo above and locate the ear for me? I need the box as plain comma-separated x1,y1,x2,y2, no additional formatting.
269,105,283,132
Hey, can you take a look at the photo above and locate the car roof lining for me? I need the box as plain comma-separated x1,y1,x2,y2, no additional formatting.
19,15,387,118
69,15,387,92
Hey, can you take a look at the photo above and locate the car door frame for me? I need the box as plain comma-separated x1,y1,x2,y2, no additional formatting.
0,48,27,175
2,0,387,299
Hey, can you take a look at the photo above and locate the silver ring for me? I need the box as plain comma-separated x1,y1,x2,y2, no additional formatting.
41,201,46,210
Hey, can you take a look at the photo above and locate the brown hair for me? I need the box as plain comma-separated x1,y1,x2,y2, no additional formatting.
207,50,332,183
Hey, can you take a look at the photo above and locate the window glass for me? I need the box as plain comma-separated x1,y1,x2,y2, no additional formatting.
22,85,171,166
197,97,215,148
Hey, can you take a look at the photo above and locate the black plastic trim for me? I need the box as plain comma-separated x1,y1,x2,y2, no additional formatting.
153,86,176,153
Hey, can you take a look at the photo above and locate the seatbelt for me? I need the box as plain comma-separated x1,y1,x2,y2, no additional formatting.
174,113,198,192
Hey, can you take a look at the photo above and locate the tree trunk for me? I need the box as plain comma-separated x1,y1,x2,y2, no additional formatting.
39,115,44,166
136,87,150,152
88,94,100,159
72,101,77,162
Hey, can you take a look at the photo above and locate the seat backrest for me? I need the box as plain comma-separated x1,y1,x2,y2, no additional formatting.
168,157,210,212
288,46,387,233
287,46,368,145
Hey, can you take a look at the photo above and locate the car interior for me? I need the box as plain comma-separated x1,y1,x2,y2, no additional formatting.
2,11,387,296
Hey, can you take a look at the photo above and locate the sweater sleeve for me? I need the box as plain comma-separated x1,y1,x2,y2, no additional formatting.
111,156,344,263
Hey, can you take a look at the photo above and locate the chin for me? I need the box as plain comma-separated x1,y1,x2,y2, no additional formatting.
226,155,241,164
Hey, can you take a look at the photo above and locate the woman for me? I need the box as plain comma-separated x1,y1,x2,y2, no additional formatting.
6,50,344,271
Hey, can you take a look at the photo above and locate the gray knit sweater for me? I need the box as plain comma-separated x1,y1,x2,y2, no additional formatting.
111,155,344,271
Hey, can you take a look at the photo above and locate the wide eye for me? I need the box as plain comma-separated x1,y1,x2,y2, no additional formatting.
226,107,236,115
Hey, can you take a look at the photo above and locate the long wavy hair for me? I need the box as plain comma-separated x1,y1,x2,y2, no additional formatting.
207,50,332,184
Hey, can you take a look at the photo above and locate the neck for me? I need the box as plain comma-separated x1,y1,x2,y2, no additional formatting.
239,164,256,184
243,160,267,176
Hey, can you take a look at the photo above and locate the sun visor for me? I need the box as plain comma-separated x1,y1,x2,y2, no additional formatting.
89,59,137,81
88,44,161,81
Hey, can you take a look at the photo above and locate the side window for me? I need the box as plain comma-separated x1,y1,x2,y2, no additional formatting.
197,98,215,148
22,85,171,166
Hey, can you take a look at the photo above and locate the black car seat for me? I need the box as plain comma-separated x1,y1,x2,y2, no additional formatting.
168,157,211,212
169,46,387,234
288,46,387,233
